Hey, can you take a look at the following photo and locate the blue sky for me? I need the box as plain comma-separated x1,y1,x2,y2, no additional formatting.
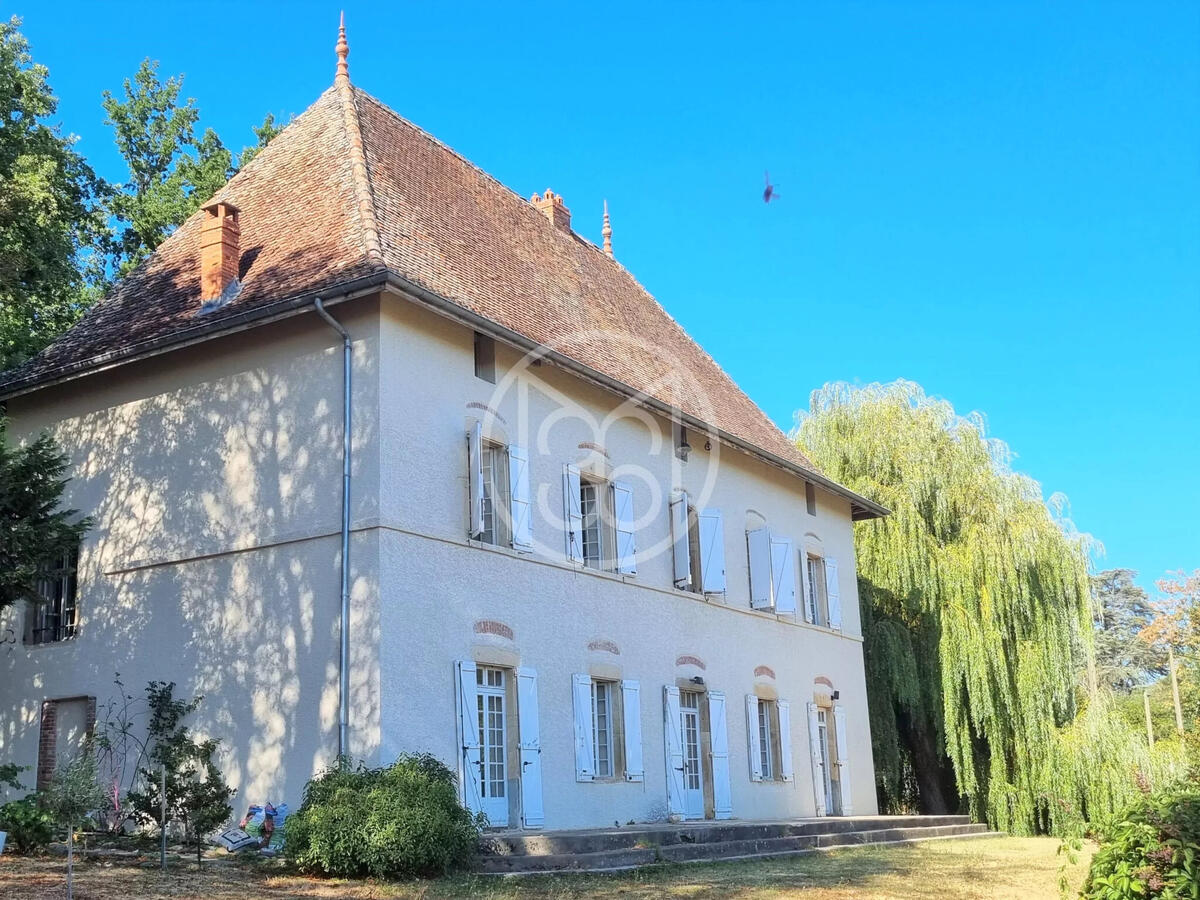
17,1,1199,593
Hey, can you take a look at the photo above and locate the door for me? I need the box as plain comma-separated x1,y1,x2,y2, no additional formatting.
679,691,705,820
475,666,509,826
817,708,835,816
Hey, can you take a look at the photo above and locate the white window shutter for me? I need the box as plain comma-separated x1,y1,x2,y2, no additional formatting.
801,554,815,623
708,691,733,820
807,701,827,816
572,673,595,782
745,694,763,782
778,699,794,783
612,482,637,574
834,704,853,815
771,535,797,614
621,680,644,782
747,528,772,609
698,509,726,594
825,557,842,630
454,661,483,815
468,423,484,539
663,686,686,817
516,667,544,827
563,464,583,563
670,494,691,588
508,445,532,552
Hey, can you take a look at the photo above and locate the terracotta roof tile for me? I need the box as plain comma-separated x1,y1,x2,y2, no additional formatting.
0,79,821,477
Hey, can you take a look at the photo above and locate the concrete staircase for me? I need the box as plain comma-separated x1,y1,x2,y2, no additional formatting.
478,814,995,874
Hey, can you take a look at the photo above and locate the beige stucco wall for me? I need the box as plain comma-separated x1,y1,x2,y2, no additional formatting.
0,288,878,827
0,299,384,806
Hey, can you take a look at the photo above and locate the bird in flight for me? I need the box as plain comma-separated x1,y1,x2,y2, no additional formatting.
763,171,779,203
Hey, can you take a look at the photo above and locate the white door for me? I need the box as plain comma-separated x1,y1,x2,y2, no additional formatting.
476,666,509,826
680,691,705,820
817,708,835,816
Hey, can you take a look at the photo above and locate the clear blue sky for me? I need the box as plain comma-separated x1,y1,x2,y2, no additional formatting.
18,1,1200,593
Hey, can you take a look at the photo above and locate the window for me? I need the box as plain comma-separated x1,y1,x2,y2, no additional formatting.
805,482,816,516
806,554,828,626
757,699,775,779
25,546,79,645
479,444,510,547
579,480,611,569
474,332,496,383
591,681,615,778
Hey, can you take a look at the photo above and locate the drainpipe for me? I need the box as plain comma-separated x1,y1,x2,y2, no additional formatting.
314,297,352,761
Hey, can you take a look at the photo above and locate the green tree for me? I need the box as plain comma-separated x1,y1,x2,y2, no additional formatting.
42,748,105,900
126,682,234,866
0,419,90,615
0,16,109,371
238,112,285,168
102,59,232,274
1092,569,1164,693
796,381,1181,834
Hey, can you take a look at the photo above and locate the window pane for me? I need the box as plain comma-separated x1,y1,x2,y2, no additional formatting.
580,483,602,568
758,701,773,778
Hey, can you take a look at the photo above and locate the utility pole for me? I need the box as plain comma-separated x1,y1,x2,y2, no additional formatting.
1169,645,1185,735
1143,690,1155,748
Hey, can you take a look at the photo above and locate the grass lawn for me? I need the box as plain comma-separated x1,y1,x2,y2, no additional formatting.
0,836,1093,899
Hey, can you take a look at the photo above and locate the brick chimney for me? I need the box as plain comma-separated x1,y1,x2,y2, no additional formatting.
200,200,241,304
531,190,571,232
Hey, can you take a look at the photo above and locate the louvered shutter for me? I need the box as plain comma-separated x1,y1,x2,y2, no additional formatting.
771,535,797,614
454,661,483,814
708,691,732,819
563,464,583,563
572,673,595,782
468,423,484,538
508,445,532,552
807,702,827,816
621,680,644,782
747,528,772,609
663,686,686,817
670,494,691,588
778,700,794,782
825,557,842,630
746,694,763,781
516,667,544,827
801,553,815,623
612,481,637,574
833,704,853,814
698,509,726,593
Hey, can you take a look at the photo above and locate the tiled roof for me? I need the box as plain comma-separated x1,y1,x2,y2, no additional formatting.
0,74,838,487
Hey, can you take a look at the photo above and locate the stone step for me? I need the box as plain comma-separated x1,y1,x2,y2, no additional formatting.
482,814,973,858
476,820,992,874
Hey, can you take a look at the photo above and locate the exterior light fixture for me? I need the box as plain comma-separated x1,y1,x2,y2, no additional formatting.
690,675,705,686
831,690,841,701
677,425,692,462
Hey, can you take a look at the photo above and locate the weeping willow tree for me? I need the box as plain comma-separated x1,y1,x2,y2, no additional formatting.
796,381,1184,835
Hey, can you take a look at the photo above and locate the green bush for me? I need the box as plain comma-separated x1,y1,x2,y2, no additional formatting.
1083,787,1200,899
0,795,56,853
286,754,482,879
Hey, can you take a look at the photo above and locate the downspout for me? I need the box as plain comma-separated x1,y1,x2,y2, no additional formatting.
313,297,352,760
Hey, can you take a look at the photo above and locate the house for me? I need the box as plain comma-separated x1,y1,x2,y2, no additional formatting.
0,21,886,830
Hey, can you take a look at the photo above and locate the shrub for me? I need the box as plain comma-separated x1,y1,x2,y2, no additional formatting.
0,795,55,853
287,754,482,878
1083,786,1200,899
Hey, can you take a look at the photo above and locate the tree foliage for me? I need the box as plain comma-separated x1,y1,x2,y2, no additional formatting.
102,59,232,274
0,419,90,614
0,16,109,371
1093,569,1164,693
238,112,284,168
42,749,105,900
796,380,1184,834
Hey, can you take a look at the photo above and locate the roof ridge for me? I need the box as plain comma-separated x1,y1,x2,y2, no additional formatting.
336,77,383,265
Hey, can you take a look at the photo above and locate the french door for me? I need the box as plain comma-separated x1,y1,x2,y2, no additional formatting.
476,666,509,826
679,691,705,819
817,707,834,815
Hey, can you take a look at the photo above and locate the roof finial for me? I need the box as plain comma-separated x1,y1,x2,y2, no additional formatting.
335,11,350,82
601,199,613,257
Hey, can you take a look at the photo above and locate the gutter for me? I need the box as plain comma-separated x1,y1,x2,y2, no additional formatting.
312,297,353,761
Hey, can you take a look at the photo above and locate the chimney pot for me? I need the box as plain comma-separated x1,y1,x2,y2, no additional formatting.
200,200,241,305
532,189,571,232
